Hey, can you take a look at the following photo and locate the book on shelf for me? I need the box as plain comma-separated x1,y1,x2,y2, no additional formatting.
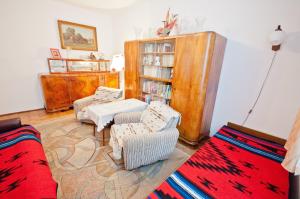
142,80,172,99
144,43,154,53
142,54,174,67
142,94,170,105
143,42,174,53
143,66,172,79
161,55,174,66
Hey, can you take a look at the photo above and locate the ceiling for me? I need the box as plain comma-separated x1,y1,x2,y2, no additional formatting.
59,0,138,9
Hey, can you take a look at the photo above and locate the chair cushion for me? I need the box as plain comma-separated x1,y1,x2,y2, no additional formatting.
140,108,168,132
141,101,181,132
94,86,122,101
112,123,151,142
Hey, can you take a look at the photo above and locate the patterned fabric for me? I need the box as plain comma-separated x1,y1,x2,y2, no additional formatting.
88,99,148,132
73,86,122,121
148,126,289,199
141,101,181,132
0,126,57,199
114,111,142,124
110,123,152,159
110,102,181,169
141,108,168,132
94,86,122,100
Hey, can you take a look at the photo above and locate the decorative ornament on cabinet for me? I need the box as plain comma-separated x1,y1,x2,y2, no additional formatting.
157,8,178,37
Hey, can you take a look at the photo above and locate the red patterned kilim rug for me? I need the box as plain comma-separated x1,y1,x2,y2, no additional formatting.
0,126,57,199
148,126,289,199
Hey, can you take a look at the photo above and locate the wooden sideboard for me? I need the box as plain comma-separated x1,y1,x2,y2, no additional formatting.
40,72,119,112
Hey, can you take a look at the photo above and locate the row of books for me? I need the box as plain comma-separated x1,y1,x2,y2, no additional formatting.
144,43,174,53
142,94,170,105
143,66,172,79
142,55,174,66
161,55,174,66
142,80,172,99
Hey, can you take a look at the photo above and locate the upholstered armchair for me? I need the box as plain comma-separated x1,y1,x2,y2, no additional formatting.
109,101,181,170
74,86,122,123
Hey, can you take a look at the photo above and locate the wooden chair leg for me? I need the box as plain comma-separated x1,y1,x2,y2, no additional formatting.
93,124,96,136
102,129,105,146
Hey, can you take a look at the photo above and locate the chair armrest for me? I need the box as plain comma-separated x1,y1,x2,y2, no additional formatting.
124,128,179,146
73,95,95,116
0,118,22,132
122,128,179,170
114,112,143,124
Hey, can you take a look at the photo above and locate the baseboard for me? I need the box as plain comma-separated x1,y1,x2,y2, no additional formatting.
0,108,45,117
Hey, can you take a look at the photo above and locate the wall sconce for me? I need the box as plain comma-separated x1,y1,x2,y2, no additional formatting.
269,25,286,51
242,25,286,126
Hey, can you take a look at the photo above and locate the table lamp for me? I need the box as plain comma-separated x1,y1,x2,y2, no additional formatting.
110,54,124,72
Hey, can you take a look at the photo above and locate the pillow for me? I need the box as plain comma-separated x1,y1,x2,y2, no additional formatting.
94,87,122,100
141,101,181,132
141,108,168,132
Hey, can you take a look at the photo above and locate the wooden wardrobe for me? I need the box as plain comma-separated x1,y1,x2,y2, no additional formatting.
124,32,227,145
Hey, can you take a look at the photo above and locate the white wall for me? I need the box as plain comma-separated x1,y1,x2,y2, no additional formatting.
110,0,300,139
1,0,299,139
0,0,114,115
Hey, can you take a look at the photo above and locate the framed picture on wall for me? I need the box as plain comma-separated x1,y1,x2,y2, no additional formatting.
57,20,98,51
50,48,61,59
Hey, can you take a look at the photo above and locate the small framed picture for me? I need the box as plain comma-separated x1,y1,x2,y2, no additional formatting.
50,48,61,59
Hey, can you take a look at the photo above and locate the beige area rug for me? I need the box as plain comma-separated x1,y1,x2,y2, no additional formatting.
34,116,189,199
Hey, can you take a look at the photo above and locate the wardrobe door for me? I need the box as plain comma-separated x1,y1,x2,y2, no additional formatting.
68,74,99,103
40,75,70,112
171,33,211,144
124,41,139,99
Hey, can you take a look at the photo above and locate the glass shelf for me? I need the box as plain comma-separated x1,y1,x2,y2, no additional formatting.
48,58,111,73
139,39,175,104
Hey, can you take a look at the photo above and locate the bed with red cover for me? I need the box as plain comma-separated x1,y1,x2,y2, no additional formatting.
148,125,289,199
0,119,57,199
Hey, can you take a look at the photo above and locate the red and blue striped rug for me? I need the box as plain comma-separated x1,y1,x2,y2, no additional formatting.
148,125,289,199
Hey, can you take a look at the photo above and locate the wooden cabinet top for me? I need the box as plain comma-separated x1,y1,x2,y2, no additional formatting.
125,31,219,43
48,58,111,62
40,72,119,77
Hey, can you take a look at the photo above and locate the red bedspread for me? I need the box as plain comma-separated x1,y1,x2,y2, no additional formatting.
0,126,57,199
148,126,289,199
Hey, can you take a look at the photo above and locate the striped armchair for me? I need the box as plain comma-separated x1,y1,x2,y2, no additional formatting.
109,101,181,170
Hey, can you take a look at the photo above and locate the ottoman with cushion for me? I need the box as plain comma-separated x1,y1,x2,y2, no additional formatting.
74,86,123,123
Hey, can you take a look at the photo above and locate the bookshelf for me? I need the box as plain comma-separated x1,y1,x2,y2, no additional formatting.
139,39,175,104
139,75,172,83
124,32,227,145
